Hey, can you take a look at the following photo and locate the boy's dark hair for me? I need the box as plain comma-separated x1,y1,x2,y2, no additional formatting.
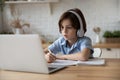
58,8,87,34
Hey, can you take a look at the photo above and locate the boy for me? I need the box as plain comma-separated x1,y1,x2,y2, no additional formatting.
45,8,93,63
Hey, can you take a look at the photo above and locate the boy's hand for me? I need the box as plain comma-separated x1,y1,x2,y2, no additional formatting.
45,53,56,63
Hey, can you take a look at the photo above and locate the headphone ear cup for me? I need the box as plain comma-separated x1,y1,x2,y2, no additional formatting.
77,29,84,37
77,30,81,37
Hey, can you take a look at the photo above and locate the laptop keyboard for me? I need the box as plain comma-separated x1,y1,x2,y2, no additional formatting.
48,67,57,71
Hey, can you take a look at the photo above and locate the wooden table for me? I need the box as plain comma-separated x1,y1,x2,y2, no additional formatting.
0,59,120,80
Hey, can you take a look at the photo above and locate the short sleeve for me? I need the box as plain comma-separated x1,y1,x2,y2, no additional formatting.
80,37,93,52
48,39,61,54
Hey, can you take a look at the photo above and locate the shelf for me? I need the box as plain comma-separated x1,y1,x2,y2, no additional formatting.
5,0,59,4
5,0,59,15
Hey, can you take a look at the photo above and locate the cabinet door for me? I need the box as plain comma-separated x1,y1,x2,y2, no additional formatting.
117,49,120,58
101,48,119,58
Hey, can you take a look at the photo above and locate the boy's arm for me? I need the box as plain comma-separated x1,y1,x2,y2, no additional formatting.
56,48,91,61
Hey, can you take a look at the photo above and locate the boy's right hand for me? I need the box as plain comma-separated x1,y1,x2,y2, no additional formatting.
45,53,56,63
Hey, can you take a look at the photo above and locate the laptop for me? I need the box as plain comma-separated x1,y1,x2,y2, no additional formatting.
0,34,65,74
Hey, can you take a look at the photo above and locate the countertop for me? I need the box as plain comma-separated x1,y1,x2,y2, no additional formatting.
42,42,120,49
93,43,120,48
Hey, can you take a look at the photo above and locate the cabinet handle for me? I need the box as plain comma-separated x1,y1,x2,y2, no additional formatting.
106,48,111,51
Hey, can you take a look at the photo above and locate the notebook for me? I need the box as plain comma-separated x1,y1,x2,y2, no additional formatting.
0,34,65,74
49,58,105,66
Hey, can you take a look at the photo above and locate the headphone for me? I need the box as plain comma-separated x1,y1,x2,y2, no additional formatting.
68,10,84,37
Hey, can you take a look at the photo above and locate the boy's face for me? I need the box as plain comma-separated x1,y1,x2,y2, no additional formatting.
61,19,77,40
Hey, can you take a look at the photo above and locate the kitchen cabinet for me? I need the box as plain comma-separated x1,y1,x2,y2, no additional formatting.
93,43,120,58
101,48,120,58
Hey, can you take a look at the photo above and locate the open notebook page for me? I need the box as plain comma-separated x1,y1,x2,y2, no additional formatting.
49,58,105,66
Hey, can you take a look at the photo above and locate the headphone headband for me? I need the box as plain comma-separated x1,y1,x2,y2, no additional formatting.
68,11,84,37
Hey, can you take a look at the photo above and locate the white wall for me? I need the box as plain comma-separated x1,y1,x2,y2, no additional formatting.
2,0,120,43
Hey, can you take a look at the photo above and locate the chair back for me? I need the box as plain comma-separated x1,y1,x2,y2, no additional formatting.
93,48,102,57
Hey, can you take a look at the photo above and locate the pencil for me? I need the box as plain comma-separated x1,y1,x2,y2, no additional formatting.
48,49,55,56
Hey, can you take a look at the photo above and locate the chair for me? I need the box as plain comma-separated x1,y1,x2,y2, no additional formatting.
93,48,102,58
